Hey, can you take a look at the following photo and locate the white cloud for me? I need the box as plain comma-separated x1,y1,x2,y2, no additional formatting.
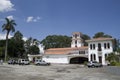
0,15,14,22
0,33,12,40
26,16,33,22
26,16,41,23
7,15,14,20
0,33,28,41
22,37,27,41
0,0,15,12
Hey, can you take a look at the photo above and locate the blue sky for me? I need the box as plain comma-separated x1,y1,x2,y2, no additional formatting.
0,0,120,41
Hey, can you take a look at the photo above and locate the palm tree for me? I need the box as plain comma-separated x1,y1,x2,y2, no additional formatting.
2,18,16,62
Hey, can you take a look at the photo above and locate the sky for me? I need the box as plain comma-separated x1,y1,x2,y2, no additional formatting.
0,0,120,41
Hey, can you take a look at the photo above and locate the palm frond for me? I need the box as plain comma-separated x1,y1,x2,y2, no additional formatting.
5,18,10,24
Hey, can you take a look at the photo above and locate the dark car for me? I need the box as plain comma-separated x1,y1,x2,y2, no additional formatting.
8,59,16,64
87,61,102,68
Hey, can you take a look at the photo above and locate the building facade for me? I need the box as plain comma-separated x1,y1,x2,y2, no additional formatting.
71,32,84,47
28,32,114,65
43,32,88,64
86,38,114,65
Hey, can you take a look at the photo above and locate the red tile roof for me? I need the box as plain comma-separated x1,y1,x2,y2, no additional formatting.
86,38,114,42
45,46,88,55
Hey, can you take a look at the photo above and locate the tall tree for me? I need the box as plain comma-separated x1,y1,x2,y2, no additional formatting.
12,31,25,58
0,40,6,59
93,32,112,38
24,37,40,55
41,35,71,49
2,18,16,61
82,34,91,46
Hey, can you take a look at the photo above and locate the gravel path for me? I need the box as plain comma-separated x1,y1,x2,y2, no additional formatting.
0,63,120,80
103,66,120,76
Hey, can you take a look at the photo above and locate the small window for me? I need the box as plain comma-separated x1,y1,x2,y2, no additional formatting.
90,54,93,61
75,45,77,47
98,43,101,51
104,43,106,49
90,44,92,50
107,43,110,49
75,34,78,38
75,40,77,44
93,44,95,49
94,54,96,61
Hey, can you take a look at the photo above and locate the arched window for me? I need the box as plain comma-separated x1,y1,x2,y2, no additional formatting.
93,44,95,49
90,54,93,61
75,34,78,38
90,44,92,50
75,40,77,44
104,43,106,49
107,43,110,49
98,43,101,51
94,54,96,61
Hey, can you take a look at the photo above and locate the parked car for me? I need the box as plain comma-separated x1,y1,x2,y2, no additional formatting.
87,61,102,68
34,59,50,66
8,59,18,64
18,59,30,65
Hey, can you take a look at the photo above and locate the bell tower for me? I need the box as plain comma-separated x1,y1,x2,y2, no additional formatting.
71,32,84,48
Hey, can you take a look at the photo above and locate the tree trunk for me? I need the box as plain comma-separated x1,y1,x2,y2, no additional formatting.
4,31,9,62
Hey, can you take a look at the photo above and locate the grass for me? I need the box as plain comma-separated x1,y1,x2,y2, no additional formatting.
115,62,120,66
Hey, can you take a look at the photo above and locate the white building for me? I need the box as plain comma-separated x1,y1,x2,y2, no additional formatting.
28,32,115,65
42,47,88,64
71,32,84,47
86,38,114,65
43,32,88,64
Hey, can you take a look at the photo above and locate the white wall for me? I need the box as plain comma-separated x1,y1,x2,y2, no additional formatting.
43,55,69,64
71,40,84,48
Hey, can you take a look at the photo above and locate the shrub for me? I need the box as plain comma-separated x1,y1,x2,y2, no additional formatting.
115,62,120,66
84,61,88,66
110,62,116,66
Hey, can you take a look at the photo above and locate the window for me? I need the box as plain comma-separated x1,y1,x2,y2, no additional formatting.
93,54,96,60
93,44,95,49
75,34,78,38
79,51,85,54
98,43,101,51
107,43,110,49
90,54,93,61
75,40,77,44
90,54,96,61
75,45,77,47
104,43,106,49
90,44,92,50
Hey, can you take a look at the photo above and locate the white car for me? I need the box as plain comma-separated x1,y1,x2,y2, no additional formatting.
18,59,30,65
34,59,50,66
87,61,103,68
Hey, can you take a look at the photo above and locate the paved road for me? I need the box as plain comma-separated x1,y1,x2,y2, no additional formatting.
0,64,120,80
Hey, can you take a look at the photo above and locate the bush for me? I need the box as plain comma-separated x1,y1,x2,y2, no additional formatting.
84,61,88,66
110,62,120,66
115,62,120,66
110,62,116,66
